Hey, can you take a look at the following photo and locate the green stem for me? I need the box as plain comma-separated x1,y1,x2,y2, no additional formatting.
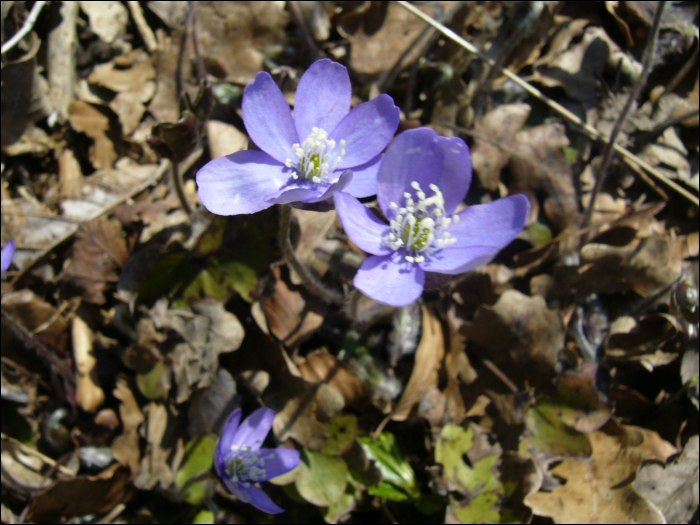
277,206,344,305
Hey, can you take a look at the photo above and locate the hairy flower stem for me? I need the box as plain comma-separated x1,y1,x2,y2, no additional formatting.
277,206,344,305
170,159,192,217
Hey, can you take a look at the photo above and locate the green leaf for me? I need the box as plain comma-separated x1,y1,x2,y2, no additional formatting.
435,425,504,524
295,449,348,507
192,509,215,524
175,435,217,505
519,400,592,460
322,414,358,456
136,361,169,400
357,433,420,502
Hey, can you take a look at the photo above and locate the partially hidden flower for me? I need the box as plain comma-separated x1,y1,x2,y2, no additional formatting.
334,128,530,307
215,407,300,514
197,59,400,213
1,239,15,279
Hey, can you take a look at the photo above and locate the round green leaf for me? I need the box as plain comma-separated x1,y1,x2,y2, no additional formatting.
295,449,348,507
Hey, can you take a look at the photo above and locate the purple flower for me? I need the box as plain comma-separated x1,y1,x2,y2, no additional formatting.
197,59,400,213
215,407,300,514
334,128,530,307
1,239,15,279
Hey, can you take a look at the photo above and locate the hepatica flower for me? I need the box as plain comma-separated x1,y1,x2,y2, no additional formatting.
1,239,15,279
334,128,530,307
197,59,400,213
215,407,300,514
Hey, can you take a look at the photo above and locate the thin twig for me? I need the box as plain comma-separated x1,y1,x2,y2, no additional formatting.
127,1,158,52
395,1,699,207
277,206,344,305
1,1,46,55
585,1,667,226
378,1,464,93
289,1,320,60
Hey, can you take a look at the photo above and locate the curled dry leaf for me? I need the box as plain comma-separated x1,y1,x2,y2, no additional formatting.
298,349,366,407
390,305,444,421
524,423,677,524
0,34,52,147
72,316,105,412
633,434,699,525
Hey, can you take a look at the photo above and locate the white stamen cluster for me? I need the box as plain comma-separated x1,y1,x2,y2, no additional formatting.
225,444,274,488
284,127,346,184
387,181,459,263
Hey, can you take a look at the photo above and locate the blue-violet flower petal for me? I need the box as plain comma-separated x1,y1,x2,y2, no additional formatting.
215,407,300,514
334,128,529,306
197,59,400,215
1,239,15,279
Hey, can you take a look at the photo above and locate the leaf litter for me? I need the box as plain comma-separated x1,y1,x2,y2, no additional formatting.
1,1,698,524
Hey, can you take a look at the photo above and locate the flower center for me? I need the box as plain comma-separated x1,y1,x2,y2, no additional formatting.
285,127,346,184
387,181,459,263
224,445,272,488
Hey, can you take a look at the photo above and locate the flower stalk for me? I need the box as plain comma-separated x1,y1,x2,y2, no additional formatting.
277,206,344,305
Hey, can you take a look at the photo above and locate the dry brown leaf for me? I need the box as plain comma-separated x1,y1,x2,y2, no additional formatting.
188,368,241,436
79,1,129,44
525,423,677,524
471,103,531,192
88,50,156,135
531,26,638,106
390,305,445,421
345,2,449,80
569,232,683,298
510,122,579,231
1,289,71,355
291,208,340,280
62,216,129,305
266,376,341,452
133,403,175,490
188,1,288,84
111,379,144,475
605,313,683,371
634,435,699,525
26,463,131,523
149,299,245,403
224,316,338,451
298,349,367,407
462,290,564,392
261,266,325,348
68,100,120,170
